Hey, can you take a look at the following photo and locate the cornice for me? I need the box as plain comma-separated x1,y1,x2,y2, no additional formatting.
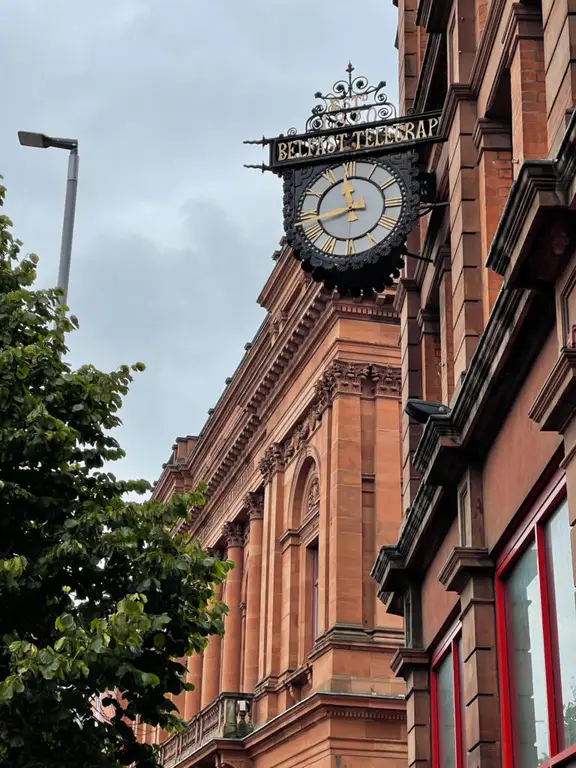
438,546,494,593
472,118,512,153
245,691,406,757
439,84,475,140
487,110,576,282
390,648,429,680
501,3,544,70
259,360,401,482
529,348,576,432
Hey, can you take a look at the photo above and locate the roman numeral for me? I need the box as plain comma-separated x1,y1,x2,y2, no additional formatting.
344,161,356,177
323,236,337,255
385,196,403,207
322,168,338,184
366,231,378,245
378,215,397,230
298,209,318,223
304,223,324,242
380,178,395,191
305,189,322,198
345,239,356,256
367,164,377,180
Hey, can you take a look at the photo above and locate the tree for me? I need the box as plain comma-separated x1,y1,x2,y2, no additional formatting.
0,176,231,768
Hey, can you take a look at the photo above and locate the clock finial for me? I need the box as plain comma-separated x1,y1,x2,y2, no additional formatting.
286,66,396,135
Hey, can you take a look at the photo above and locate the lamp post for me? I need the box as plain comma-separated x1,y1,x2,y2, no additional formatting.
18,131,79,309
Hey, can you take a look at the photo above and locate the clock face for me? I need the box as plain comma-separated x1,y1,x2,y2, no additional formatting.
296,160,406,258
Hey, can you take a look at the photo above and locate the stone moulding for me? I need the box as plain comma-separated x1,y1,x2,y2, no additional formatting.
259,361,401,482
437,546,494,594
487,109,576,285
529,348,576,432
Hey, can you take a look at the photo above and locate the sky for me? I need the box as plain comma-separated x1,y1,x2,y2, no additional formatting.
1,0,399,485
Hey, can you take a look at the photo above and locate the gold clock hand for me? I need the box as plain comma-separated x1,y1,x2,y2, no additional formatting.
300,198,367,224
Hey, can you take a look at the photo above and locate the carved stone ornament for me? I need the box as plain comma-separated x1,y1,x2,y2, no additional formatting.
307,477,320,513
222,521,246,549
245,490,264,520
259,442,285,481
371,363,401,397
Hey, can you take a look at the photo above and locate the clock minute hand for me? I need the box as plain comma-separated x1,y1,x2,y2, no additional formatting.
302,199,366,223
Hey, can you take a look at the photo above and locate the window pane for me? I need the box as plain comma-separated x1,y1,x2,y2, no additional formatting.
506,541,550,767
437,653,456,768
545,500,576,751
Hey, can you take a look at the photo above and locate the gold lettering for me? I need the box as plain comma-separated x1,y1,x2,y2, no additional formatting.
288,141,298,159
394,125,405,143
305,189,322,198
384,127,395,145
352,131,363,150
365,129,376,148
338,132,347,154
428,117,439,137
403,122,415,141
366,231,378,245
297,140,309,158
380,178,395,192
277,142,288,161
385,196,403,207
345,239,356,256
367,164,377,180
416,120,427,139
298,209,319,223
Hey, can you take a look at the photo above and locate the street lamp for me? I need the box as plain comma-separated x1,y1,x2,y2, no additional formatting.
18,130,79,308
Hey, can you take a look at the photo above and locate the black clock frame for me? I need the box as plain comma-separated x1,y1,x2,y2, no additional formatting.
282,150,420,294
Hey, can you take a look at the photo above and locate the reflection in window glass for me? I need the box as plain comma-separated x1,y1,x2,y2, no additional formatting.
506,542,550,768
437,653,456,768
545,500,576,751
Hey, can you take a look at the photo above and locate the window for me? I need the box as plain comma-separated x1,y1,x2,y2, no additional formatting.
497,473,576,768
311,544,319,642
431,624,466,767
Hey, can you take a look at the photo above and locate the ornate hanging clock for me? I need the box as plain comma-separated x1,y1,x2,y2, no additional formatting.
244,64,443,297
283,152,420,294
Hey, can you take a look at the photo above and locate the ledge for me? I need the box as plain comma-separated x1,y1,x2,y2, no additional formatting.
390,648,429,680
529,348,576,432
438,547,494,593
487,109,576,286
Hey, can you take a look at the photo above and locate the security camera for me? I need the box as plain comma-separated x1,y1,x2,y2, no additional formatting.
405,398,451,424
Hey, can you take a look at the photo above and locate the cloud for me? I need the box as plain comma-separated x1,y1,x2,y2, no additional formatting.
1,0,398,484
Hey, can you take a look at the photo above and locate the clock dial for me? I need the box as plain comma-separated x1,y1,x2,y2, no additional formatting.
296,160,405,258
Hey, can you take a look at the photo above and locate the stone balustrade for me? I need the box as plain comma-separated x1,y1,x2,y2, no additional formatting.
159,693,254,767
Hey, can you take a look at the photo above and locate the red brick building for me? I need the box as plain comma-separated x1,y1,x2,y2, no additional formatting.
144,251,409,767
371,0,576,766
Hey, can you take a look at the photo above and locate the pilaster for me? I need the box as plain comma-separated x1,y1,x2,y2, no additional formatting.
243,492,264,693
201,581,223,708
221,522,245,693
184,652,203,721
328,364,365,628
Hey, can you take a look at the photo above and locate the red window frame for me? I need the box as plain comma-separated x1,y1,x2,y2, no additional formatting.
431,621,466,768
496,470,576,768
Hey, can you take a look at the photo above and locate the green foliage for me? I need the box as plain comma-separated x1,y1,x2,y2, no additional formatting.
0,177,231,767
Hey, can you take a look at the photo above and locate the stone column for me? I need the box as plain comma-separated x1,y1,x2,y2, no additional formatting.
184,651,203,720
243,492,264,693
201,580,223,708
221,522,245,692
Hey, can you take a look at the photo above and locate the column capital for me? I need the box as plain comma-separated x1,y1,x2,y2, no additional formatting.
259,443,285,482
222,521,245,549
245,490,264,520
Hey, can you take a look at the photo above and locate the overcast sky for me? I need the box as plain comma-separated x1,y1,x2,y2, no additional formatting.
1,0,398,485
